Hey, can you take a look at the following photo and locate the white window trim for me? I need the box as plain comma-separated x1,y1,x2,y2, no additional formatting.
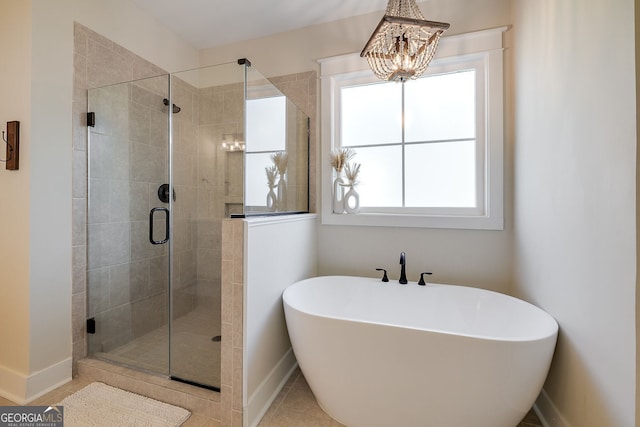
319,27,507,230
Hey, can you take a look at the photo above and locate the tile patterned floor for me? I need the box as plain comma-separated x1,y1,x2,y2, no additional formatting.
258,369,346,427
0,366,543,427
258,368,544,427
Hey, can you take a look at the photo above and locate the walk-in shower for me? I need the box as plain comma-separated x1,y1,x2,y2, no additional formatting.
85,60,309,391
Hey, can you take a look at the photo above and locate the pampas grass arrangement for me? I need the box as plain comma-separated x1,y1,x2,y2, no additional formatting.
265,165,278,188
342,159,361,214
344,162,361,187
330,147,360,213
265,164,278,211
269,151,289,211
329,148,355,174
271,151,288,176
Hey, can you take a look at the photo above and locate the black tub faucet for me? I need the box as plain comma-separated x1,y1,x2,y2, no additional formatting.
399,252,408,284
376,268,389,282
418,272,433,286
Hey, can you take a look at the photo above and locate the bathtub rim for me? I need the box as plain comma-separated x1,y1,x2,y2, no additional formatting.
283,275,559,343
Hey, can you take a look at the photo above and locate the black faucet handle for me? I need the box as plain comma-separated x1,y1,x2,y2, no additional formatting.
398,252,408,284
375,268,389,282
418,272,432,286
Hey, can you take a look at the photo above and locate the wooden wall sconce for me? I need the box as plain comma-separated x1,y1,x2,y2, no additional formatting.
2,121,19,170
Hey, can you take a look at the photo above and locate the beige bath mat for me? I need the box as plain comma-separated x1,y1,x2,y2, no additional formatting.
57,382,190,426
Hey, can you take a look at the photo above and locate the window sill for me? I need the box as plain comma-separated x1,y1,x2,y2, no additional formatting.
320,211,503,230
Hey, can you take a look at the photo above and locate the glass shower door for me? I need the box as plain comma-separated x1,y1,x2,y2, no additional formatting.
87,74,171,375
87,62,249,392
167,63,246,391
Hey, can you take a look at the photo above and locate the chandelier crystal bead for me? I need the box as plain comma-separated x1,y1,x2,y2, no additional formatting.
360,0,450,82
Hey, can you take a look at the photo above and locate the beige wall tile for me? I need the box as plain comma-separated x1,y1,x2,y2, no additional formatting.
220,384,233,426
73,23,88,56
232,346,243,412
221,219,243,425
72,245,86,295
220,326,232,387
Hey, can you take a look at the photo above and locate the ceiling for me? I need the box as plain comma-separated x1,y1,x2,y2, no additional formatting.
129,0,390,49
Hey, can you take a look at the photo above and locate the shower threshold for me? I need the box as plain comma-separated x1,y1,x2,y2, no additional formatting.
170,375,220,392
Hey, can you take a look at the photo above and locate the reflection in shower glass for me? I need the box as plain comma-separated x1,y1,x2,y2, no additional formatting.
246,96,286,151
244,67,309,215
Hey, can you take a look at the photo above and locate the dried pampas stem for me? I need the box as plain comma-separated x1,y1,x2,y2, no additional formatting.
344,162,361,186
330,148,355,173
271,151,288,175
265,165,278,187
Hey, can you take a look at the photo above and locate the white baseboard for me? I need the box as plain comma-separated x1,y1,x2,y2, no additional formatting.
535,388,569,427
247,349,298,427
26,357,72,403
0,358,72,405
0,364,28,404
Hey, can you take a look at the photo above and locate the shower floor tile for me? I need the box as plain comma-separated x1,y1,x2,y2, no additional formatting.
95,305,221,388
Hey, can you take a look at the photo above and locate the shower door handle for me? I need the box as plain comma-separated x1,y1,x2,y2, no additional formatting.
149,207,169,245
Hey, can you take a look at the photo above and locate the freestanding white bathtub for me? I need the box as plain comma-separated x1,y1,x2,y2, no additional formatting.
283,276,558,427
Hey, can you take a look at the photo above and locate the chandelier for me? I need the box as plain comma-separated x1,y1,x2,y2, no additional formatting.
221,133,245,152
360,0,450,82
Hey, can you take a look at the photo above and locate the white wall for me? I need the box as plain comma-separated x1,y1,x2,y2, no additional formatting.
512,1,636,426
0,0,199,403
0,0,32,403
318,227,512,291
244,215,317,427
200,0,511,77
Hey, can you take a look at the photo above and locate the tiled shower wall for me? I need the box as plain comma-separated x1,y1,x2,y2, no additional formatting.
72,22,168,368
73,24,249,364
195,80,246,308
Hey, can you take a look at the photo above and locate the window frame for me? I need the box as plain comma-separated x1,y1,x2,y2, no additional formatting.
319,27,506,230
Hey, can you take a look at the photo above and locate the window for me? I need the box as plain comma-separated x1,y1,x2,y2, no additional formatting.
320,27,506,229
340,68,480,212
